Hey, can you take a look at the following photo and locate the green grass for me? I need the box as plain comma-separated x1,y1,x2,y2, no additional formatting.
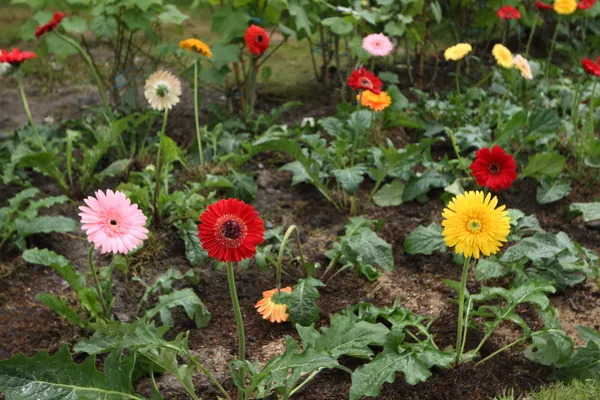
495,381,600,400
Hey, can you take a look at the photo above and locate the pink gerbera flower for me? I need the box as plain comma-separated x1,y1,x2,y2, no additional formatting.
79,189,149,254
362,33,394,57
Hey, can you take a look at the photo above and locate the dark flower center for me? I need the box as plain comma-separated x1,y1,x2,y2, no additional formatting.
257,35,263,43
488,163,500,175
222,220,242,240
110,219,118,226
359,78,372,87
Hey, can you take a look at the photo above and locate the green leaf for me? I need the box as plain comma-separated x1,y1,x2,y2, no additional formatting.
521,152,566,180
23,248,86,293
378,72,399,85
62,15,88,34
95,159,131,181
227,169,257,202
35,293,85,326
536,177,571,204
475,259,508,281
568,202,600,222
178,220,207,267
501,232,563,263
91,15,118,38
524,329,574,367
347,228,394,271
210,43,240,69
158,4,188,25
278,277,323,326
0,346,146,399
332,164,367,195
373,180,405,207
322,17,353,35
403,169,451,201
280,161,312,185
159,135,182,168
404,223,446,255
15,215,77,238
211,8,250,43
527,109,560,136
146,288,211,328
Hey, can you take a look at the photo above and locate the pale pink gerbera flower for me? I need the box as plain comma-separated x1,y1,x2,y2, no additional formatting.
79,189,149,254
362,33,394,57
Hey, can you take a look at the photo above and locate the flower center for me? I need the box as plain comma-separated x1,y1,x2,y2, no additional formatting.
359,78,372,88
110,219,118,226
216,214,248,248
257,34,263,43
156,84,169,97
488,163,500,175
467,219,483,233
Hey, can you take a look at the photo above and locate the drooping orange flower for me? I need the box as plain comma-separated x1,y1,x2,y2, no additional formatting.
255,287,292,323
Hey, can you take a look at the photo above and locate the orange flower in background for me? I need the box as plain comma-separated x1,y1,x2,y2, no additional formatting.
179,38,212,58
255,287,292,323
35,12,65,38
0,48,36,65
358,90,391,112
244,25,270,56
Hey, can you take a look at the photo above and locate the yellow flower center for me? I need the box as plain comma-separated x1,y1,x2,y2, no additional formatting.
467,218,482,233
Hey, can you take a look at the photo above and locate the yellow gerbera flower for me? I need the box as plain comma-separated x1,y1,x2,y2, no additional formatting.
358,90,391,112
179,38,212,58
444,43,472,61
492,44,513,69
442,191,511,259
255,287,292,323
553,0,577,15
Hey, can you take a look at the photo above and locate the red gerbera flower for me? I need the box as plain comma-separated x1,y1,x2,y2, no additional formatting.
535,0,554,10
470,146,517,191
35,12,65,38
347,68,382,95
198,198,265,263
578,0,596,9
582,58,600,77
0,48,36,65
497,5,521,19
244,25,270,56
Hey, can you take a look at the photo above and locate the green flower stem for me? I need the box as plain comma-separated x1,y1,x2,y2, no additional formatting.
226,261,245,400
587,80,598,166
55,31,113,120
459,298,472,357
16,75,45,151
186,353,232,400
496,70,515,130
525,16,539,58
276,225,307,291
350,91,363,167
153,108,169,224
455,60,461,95
474,70,493,88
545,20,560,81
475,336,526,367
455,256,471,364
88,244,109,319
194,59,204,167
446,127,468,174
321,252,341,281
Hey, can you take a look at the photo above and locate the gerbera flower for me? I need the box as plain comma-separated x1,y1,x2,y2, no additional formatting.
578,0,596,9
442,191,511,259
582,58,600,77
347,67,382,94
470,146,518,191
553,0,578,14
444,43,472,61
358,90,391,112
0,48,36,65
255,287,292,323
244,25,270,56
35,12,65,38
198,198,265,263
362,33,394,57
536,0,554,10
497,5,521,19
513,54,533,80
492,44,513,69
144,70,181,111
79,190,149,254
179,38,212,58
0,62,10,76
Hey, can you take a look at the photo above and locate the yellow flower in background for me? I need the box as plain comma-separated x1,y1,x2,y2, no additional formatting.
492,44,513,69
553,0,577,15
444,43,472,61
442,191,510,259
358,90,391,112
179,38,212,58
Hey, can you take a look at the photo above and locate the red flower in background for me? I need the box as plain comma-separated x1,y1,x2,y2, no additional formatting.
535,0,553,11
497,5,521,19
470,146,517,191
244,25,270,56
198,198,265,263
578,0,597,10
0,48,36,65
347,67,382,94
582,58,600,77
35,12,65,38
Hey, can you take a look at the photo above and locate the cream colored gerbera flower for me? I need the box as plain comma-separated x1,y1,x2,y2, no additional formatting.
513,54,533,80
492,44,513,69
144,70,182,111
0,62,11,76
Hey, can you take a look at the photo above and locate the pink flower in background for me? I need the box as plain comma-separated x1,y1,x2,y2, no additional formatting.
362,33,393,57
79,189,149,254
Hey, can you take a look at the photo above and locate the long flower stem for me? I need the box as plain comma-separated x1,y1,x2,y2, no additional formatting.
55,31,113,120
16,75,45,151
88,244,109,319
545,21,560,81
350,91,363,167
455,256,471,364
187,354,232,400
153,108,169,224
194,59,204,167
496,71,515,130
455,60,461,94
446,127,468,174
226,262,245,400
276,225,307,290
525,16,538,58
475,336,526,367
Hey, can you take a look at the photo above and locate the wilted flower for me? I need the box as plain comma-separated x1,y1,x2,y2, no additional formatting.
144,70,181,111
255,287,292,323
35,12,65,38
513,54,533,79
179,38,212,58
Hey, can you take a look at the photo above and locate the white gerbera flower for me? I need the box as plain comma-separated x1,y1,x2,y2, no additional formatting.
144,70,182,111
0,62,11,76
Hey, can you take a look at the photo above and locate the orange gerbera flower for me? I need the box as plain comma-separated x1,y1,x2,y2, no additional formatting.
255,287,292,323
358,90,391,112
